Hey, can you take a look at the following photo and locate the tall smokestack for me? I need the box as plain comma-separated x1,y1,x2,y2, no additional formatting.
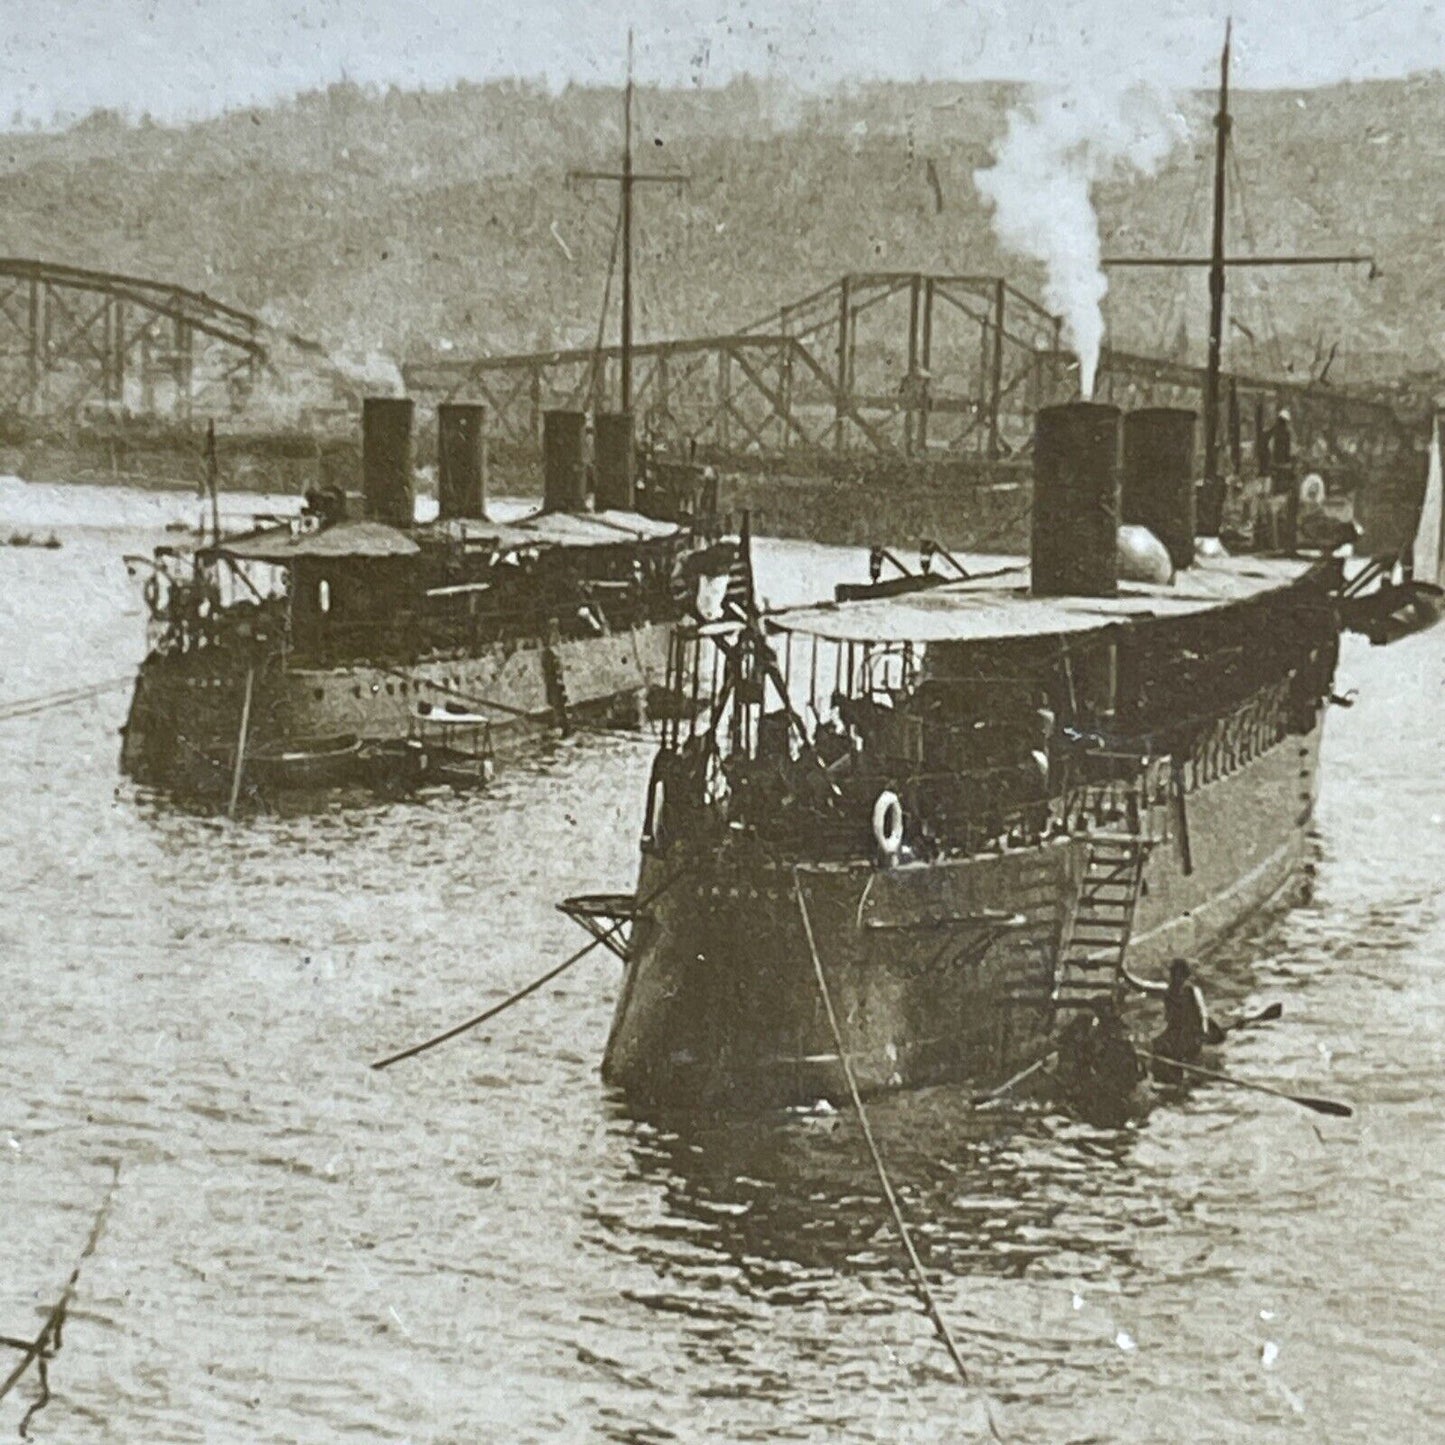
542,410,587,512
437,402,487,519
1032,401,1121,597
361,396,416,528
594,412,634,512
1122,407,1196,571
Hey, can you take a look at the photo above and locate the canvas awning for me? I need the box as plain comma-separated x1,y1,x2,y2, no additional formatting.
212,519,420,563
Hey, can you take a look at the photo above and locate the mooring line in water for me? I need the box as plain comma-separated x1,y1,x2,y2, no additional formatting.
370,863,694,1071
0,1163,120,1435
792,872,1004,1439
0,674,132,723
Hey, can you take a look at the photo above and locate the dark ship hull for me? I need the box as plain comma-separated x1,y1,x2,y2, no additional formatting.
581,400,1394,1114
120,399,724,800
603,663,1323,1111
120,617,671,796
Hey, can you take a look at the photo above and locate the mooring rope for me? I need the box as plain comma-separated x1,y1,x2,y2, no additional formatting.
0,675,132,724
0,1163,120,1436
370,860,695,1070
792,871,1004,1439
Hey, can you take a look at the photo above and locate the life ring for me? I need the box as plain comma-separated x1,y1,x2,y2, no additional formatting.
871,789,904,861
142,574,163,617
645,764,668,846
1299,473,1326,506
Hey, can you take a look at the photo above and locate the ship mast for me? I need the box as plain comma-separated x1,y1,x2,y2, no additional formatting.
1202,21,1231,529
1101,24,1375,537
569,31,686,416
621,30,635,412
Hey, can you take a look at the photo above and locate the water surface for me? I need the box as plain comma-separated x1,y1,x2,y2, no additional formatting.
2,481,1442,1441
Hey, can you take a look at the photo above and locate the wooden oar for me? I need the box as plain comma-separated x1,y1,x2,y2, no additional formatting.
1137,1050,1353,1117
1207,1000,1284,1042
1231,1001,1284,1027
973,1005,1284,1110
972,1052,1057,1107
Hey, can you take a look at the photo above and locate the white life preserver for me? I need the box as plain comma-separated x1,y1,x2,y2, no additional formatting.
142,574,163,617
1299,473,1326,506
871,789,904,861
645,767,668,845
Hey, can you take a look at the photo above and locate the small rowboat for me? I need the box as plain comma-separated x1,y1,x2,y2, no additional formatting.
247,734,363,788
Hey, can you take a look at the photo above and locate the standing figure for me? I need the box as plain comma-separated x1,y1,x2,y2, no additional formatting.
1151,958,1224,1083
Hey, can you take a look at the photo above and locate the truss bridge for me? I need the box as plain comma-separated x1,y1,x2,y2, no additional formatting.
0,257,331,422
404,269,1412,494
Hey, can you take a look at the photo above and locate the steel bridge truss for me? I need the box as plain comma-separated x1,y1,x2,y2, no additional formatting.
407,269,1406,473
406,272,1066,461
0,258,271,422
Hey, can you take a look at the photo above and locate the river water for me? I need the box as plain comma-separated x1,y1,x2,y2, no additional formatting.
2,480,1442,1442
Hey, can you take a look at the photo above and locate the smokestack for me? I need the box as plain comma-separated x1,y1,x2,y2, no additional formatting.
361,396,416,528
542,409,587,513
1122,407,1196,571
594,412,635,512
437,402,487,519
1032,401,1121,597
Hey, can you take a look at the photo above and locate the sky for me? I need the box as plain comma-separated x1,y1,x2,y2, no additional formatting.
3,0,1445,125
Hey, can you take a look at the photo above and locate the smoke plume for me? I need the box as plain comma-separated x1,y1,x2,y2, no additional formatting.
329,348,406,396
975,84,1185,397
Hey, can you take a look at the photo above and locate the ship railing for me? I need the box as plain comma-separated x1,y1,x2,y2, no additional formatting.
1056,756,1175,846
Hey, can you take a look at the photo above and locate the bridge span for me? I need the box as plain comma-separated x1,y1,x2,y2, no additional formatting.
0,257,336,422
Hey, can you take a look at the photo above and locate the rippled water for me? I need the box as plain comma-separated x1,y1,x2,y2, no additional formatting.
2,481,1443,1442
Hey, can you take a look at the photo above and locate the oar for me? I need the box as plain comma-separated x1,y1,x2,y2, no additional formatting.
972,1051,1057,1107
1137,1050,1353,1118
1208,1000,1284,1042
1230,1001,1283,1028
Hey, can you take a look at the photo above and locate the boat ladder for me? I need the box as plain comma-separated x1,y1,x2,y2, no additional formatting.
1053,832,1148,1013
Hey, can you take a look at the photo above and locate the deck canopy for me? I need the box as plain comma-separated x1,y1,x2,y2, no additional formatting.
423,509,681,552
768,553,1315,645
211,519,420,563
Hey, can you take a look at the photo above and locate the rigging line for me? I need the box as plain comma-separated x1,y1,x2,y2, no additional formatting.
370,860,695,1070
0,674,133,723
792,872,1004,1439
1227,143,1288,377
1156,159,1210,357
587,204,624,408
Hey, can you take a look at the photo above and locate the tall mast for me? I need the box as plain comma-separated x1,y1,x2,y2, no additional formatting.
621,29,635,413
1202,20,1231,529
568,32,686,418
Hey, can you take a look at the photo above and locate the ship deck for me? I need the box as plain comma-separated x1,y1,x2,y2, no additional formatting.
769,552,1321,644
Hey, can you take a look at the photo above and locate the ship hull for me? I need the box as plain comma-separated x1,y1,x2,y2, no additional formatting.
120,621,672,794
603,711,1323,1112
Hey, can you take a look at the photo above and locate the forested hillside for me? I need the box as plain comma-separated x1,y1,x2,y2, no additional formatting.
1,72,1440,384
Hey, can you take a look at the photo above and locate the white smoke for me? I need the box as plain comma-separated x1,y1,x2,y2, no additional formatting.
975,84,1186,398
329,348,406,397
